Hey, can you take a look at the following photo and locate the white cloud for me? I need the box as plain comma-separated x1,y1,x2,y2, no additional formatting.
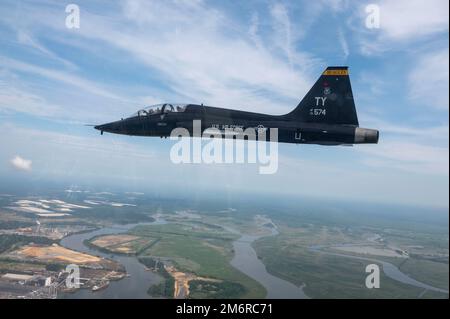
356,0,449,55
338,28,350,60
357,114,449,175
0,83,63,118
16,30,78,70
0,0,318,116
270,3,294,67
378,0,449,40
409,49,449,110
0,0,447,207
0,56,124,101
0,66,136,123
10,155,32,171
361,114,449,142
0,123,160,182
105,0,313,112
248,12,262,49
358,140,449,175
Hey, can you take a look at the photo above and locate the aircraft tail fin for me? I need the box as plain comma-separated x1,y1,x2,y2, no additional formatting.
286,66,359,126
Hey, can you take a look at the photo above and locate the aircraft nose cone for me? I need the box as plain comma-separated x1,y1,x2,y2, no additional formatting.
94,121,118,134
94,124,108,131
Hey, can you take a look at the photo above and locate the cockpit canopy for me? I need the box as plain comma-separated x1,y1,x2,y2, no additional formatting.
131,103,188,117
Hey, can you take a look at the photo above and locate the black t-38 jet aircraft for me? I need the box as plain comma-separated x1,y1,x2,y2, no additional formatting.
95,66,379,145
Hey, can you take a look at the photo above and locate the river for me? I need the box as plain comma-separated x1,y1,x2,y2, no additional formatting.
309,245,449,295
223,222,308,299
59,220,309,299
59,222,164,299
59,221,446,299
231,233,308,298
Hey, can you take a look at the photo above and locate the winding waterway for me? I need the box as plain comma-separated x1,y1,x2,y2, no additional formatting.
231,233,308,298
59,220,308,299
59,220,444,299
222,222,308,299
309,245,449,295
59,222,163,299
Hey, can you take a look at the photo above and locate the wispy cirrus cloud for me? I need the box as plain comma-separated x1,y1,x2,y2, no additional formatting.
0,0,448,207
362,114,449,142
0,0,321,117
0,57,137,123
16,30,78,70
359,114,449,175
359,140,449,175
408,49,449,111
0,56,123,101
338,28,350,60
269,3,294,68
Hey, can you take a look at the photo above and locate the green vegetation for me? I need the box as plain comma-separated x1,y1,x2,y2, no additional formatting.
399,258,449,290
0,260,47,274
190,280,246,299
254,234,425,298
72,205,155,224
420,290,449,299
0,221,34,230
133,237,160,255
45,263,64,272
131,223,237,241
139,257,174,298
0,234,54,254
252,220,449,299
84,236,159,256
132,223,266,298
138,256,159,269
1,193,447,299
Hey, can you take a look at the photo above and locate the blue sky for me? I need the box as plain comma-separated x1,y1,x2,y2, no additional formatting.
0,0,448,208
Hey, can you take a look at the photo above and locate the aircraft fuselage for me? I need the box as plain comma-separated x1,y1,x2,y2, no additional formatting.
95,105,378,145
95,67,379,146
